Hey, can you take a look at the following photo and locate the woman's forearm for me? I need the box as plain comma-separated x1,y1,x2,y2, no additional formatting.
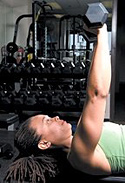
87,24,111,99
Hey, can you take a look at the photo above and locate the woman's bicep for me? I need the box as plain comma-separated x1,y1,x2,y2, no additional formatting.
68,96,109,174
72,95,107,154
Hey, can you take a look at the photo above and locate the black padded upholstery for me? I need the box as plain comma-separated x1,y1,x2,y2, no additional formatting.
100,176,125,182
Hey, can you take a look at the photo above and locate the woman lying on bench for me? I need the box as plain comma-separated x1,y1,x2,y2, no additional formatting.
5,24,125,183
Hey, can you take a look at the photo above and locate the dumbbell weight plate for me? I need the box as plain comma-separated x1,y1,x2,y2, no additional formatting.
83,2,109,28
52,96,62,107
7,42,18,54
63,96,76,108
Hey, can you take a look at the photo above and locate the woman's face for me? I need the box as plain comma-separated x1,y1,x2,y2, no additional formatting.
29,114,72,147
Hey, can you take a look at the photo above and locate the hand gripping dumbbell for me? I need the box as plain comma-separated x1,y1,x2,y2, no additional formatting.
82,3,109,42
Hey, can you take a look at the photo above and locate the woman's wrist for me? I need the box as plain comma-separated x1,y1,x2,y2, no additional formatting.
97,24,109,49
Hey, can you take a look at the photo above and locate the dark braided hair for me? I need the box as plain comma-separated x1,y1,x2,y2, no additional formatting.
4,117,59,183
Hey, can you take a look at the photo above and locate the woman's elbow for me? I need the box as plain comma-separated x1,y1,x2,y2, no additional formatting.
87,86,109,100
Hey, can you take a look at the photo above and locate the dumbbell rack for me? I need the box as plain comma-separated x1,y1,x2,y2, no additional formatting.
0,59,89,125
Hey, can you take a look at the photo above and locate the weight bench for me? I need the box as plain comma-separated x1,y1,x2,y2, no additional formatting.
69,175,125,183
100,176,125,182
55,176,125,183
63,168,125,183
77,174,125,183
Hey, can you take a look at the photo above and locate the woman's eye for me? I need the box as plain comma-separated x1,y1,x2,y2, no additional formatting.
46,118,50,123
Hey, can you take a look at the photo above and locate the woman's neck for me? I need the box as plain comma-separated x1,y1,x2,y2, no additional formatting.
63,135,73,150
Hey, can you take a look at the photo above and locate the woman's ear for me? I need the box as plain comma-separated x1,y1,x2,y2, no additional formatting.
38,140,51,150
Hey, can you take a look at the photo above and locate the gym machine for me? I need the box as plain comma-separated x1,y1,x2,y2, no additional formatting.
58,14,94,62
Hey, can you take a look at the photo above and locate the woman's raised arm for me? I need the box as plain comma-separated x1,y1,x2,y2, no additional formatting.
68,24,111,175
